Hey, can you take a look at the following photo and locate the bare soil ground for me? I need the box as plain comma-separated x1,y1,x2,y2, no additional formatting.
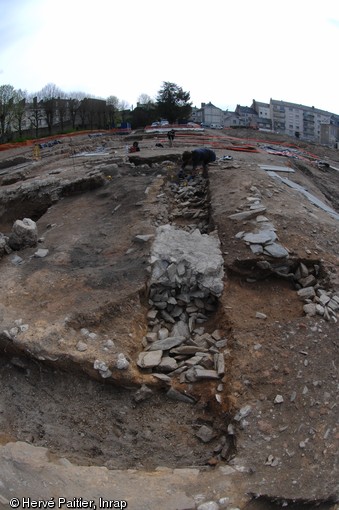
0,128,338,509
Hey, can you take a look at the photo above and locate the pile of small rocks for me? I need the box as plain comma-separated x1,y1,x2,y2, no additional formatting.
138,319,227,384
231,187,289,259
255,260,338,321
294,263,339,321
138,223,226,382
169,176,210,233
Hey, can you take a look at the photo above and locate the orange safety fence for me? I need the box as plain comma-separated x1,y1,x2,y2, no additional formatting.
0,128,131,152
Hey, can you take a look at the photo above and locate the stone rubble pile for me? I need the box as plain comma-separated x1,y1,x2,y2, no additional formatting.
138,224,227,383
231,188,289,259
0,218,38,258
168,177,210,233
229,186,338,321
256,259,338,321
293,262,339,321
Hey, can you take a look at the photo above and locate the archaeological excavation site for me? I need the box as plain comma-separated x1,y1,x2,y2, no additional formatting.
0,128,338,510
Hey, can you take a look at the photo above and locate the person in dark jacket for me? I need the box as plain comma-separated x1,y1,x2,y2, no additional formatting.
181,148,216,178
167,129,175,147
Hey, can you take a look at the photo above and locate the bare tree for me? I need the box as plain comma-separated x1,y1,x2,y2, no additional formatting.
106,95,119,128
38,83,63,135
28,95,44,139
56,91,68,133
137,93,153,107
68,91,87,129
12,89,27,138
0,84,15,141
118,99,130,123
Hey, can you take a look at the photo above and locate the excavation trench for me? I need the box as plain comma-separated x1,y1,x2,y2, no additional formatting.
0,169,237,471
1,155,338,507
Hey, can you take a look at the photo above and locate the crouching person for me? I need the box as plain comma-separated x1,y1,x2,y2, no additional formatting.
181,148,216,178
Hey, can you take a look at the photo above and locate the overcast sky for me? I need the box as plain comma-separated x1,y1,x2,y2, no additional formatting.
1,0,339,114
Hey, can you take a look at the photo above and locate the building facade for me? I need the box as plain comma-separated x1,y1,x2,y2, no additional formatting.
252,98,339,144
192,98,339,145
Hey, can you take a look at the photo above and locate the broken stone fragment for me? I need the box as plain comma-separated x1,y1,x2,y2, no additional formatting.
214,353,225,376
228,208,266,220
195,425,215,443
299,275,317,288
151,373,171,383
234,405,252,421
315,304,325,316
148,336,185,351
166,387,196,404
197,502,220,510
171,320,190,338
318,293,331,306
93,359,109,372
250,244,264,254
211,329,223,340
157,328,169,340
134,234,154,243
297,287,316,300
243,232,275,244
263,242,289,258
157,356,178,372
186,355,204,367
116,353,129,369
147,309,158,320
93,359,112,378
0,235,10,258
303,303,317,316
9,218,38,250
133,384,153,403
194,368,219,380
295,262,309,280
327,299,339,312
137,350,163,368
76,341,88,352
146,332,158,343
34,248,49,258
160,310,175,324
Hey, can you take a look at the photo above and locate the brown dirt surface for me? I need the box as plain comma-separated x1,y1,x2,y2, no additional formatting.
0,128,338,509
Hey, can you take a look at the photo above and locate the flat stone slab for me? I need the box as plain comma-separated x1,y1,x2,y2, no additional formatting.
150,224,224,296
228,207,267,220
148,336,185,351
194,368,219,380
263,242,289,258
259,164,295,173
267,171,339,221
243,232,275,244
137,350,163,368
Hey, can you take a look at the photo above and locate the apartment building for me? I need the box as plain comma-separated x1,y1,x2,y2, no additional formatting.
252,99,339,144
192,98,339,145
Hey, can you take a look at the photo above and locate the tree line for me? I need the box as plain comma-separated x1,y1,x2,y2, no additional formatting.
0,81,192,143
